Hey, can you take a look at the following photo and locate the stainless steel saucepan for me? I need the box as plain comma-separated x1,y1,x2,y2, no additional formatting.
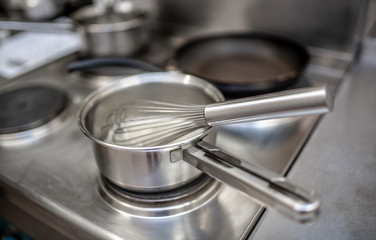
0,4,150,57
78,71,332,222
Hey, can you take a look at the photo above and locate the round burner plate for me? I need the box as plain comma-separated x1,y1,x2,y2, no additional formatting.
0,86,68,134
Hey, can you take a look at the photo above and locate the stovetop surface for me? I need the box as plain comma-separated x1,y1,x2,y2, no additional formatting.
0,33,349,239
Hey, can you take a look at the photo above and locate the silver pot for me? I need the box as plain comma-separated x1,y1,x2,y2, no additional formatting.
1,0,67,20
0,5,150,57
78,72,220,191
71,5,150,57
78,72,326,222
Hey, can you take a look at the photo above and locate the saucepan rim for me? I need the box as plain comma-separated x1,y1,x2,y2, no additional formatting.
77,71,225,152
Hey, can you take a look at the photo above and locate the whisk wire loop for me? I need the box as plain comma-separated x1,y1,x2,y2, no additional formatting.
103,100,208,147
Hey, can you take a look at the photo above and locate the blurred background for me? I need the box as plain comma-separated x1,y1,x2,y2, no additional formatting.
0,1,375,240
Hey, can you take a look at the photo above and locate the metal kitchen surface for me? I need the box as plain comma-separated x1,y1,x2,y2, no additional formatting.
250,39,376,240
0,37,349,239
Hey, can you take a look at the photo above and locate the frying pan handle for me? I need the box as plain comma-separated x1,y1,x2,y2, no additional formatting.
182,141,320,223
67,58,164,73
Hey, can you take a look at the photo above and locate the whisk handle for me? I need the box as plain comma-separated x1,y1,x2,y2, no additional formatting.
204,86,333,126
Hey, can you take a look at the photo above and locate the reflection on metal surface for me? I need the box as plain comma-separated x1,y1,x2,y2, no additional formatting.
215,116,313,175
219,117,300,146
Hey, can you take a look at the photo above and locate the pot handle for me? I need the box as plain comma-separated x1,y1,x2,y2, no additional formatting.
67,58,164,73
182,141,320,223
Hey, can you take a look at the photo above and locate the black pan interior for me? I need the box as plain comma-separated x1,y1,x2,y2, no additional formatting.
173,33,309,97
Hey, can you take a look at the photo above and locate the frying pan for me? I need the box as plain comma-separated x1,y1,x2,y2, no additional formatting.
170,32,310,98
67,32,309,98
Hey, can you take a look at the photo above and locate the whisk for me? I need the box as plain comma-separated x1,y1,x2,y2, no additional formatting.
103,86,332,147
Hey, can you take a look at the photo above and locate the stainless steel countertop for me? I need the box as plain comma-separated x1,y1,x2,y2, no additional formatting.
250,40,376,240
0,33,351,239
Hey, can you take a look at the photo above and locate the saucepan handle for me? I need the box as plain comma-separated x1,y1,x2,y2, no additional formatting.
182,141,320,223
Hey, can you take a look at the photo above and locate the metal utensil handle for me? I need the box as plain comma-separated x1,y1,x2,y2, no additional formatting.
183,141,320,223
0,20,74,33
204,86,333,126
67,58,164,73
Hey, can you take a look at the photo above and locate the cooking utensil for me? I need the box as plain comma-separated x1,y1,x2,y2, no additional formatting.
0,5,150,57
105,86,331,147
170,32,309,98
78,72,327,223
